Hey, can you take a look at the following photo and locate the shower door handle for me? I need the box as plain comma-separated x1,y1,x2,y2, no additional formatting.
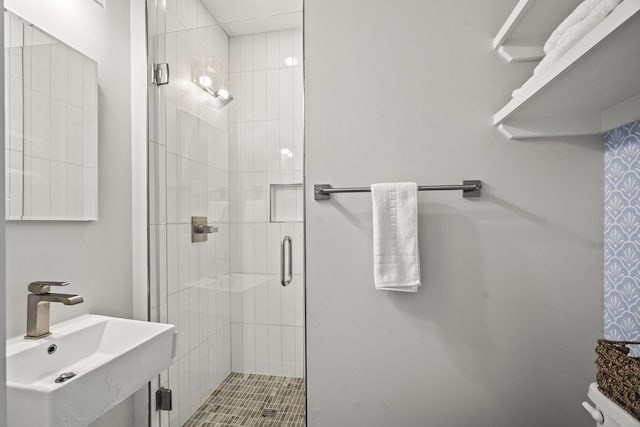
281,236,292,287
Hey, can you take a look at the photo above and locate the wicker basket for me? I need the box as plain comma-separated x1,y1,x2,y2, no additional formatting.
596,339,640,420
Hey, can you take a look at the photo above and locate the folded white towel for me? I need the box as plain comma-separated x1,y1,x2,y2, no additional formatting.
512,74,537,98
544,0,602,54
371,183,421,292
535,0,621,77
512,0,621,97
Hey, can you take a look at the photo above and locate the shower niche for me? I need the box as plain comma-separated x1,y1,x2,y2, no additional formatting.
270,183,303,223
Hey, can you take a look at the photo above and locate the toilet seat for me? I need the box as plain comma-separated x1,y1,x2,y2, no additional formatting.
584,383,640,427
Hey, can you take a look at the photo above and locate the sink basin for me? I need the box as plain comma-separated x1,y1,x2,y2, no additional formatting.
6,314,175,427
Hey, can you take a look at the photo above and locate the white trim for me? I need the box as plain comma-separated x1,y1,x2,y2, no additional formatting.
493,0,532,49
131,0,148,322
0,0,7,423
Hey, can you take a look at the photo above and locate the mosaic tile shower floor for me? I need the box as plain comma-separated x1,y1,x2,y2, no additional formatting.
183,373,306,427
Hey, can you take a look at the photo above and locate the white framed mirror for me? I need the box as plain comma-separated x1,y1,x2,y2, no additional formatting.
5,10,98,221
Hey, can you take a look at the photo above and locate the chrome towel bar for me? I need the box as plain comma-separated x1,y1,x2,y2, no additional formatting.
314,180,482,200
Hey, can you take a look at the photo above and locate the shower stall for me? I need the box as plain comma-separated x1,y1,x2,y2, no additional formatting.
146,1,305,425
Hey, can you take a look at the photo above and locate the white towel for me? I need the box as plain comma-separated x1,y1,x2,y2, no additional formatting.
512,0,621,98
512,74,538,98
371,183,421,292
544,0,603,54
535,0,621,77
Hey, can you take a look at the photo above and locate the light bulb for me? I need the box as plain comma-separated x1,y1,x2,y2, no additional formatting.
198,74,212,87
284,56,299,67
217,89,230,100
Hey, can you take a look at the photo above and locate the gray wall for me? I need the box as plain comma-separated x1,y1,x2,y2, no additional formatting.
4,0,134,425
304,1,604,426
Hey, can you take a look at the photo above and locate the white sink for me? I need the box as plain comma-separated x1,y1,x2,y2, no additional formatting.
6,314,175,427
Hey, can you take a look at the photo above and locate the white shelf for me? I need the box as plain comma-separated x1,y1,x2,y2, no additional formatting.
493,0,640,139
493,0,582,62
497,45,544,63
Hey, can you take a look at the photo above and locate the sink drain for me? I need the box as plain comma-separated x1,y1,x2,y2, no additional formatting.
47,344,57,355
261,409,277,418
55,372,77,383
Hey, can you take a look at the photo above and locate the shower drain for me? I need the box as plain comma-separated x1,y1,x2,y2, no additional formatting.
261,409,277,418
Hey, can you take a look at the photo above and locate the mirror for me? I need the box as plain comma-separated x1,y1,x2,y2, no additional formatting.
4,10,98,221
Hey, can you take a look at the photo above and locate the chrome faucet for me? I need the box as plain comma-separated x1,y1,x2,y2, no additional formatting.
25,281,84,339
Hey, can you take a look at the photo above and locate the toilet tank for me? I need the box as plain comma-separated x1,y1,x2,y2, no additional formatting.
583,383,640,427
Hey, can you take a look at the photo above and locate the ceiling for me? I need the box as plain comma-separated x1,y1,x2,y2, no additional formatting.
201,0,303,36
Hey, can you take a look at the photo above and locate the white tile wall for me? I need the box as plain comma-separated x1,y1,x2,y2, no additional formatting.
4,11,98,221
5,13,24,220
229,30,305,379
147,1,232,426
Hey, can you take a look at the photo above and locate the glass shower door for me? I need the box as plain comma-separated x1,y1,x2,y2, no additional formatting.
226,28,306,384
147,3,305,425
147,20,233,427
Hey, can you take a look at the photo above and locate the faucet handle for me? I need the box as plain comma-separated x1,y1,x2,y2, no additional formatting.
28,281,70,295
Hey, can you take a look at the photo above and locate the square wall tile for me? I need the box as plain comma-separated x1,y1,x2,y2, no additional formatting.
50,99,67,163
229,36,240,73
24,156,50,217
253,71,266,121
295,326,304,378
266,70,280,121
281,275,295,327
279,31,293,69
26,89,51,159
67,105,83,165
177,290,190,359
241,274,255,324
67,50,83,107
265,32,280,70
268,325,283,376
51,44,68,99
252,33,266,71
239,72,253,122
50,161,68,217
253,224,268,274
30,44,51,96
240,35,253,72
7,150,22,219
188,349,200,414
167,224,178,295
267,275,282,325
255,324,269,374
189,286,200,352
231,323,243,372
83,59,97,113
279,68,293,120
254,274,269,324
242,323,256,373
282,326,295,377
178,356,190,425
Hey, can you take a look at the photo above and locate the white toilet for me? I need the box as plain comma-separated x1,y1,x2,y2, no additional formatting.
583,383,640,426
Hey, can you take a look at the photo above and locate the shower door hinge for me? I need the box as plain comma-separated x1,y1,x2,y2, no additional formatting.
156,387,173,411
153,63,170,86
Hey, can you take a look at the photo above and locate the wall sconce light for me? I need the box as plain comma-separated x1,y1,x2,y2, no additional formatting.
198,74,213,88
213,88,233,106
197,82,233,107
192,60,234,108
